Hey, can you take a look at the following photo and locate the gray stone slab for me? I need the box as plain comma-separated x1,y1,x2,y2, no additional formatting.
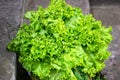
90,0,120,6
0,0,23,80
90,2,120,80
24,0,90,14
66,0,90,14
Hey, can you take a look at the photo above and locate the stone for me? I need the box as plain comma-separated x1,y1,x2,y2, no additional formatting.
0,0,23,80
24,0,90,14
90,1,120,80
90,0,120,6
66,0,90,14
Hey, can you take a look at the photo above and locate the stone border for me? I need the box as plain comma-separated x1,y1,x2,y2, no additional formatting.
0,0,23,80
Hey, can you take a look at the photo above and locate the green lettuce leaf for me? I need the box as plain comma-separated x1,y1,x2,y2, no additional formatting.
7,0,112,79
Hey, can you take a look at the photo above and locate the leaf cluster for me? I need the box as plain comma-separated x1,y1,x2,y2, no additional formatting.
7,0,112,80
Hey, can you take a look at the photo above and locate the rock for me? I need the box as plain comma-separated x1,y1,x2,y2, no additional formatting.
24,0,90,14
90,1,120,80
0,0,23,80
90,0,120,6
66,0,90,14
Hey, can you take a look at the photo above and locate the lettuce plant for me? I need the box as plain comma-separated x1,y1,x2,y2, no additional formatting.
7,0,112,80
